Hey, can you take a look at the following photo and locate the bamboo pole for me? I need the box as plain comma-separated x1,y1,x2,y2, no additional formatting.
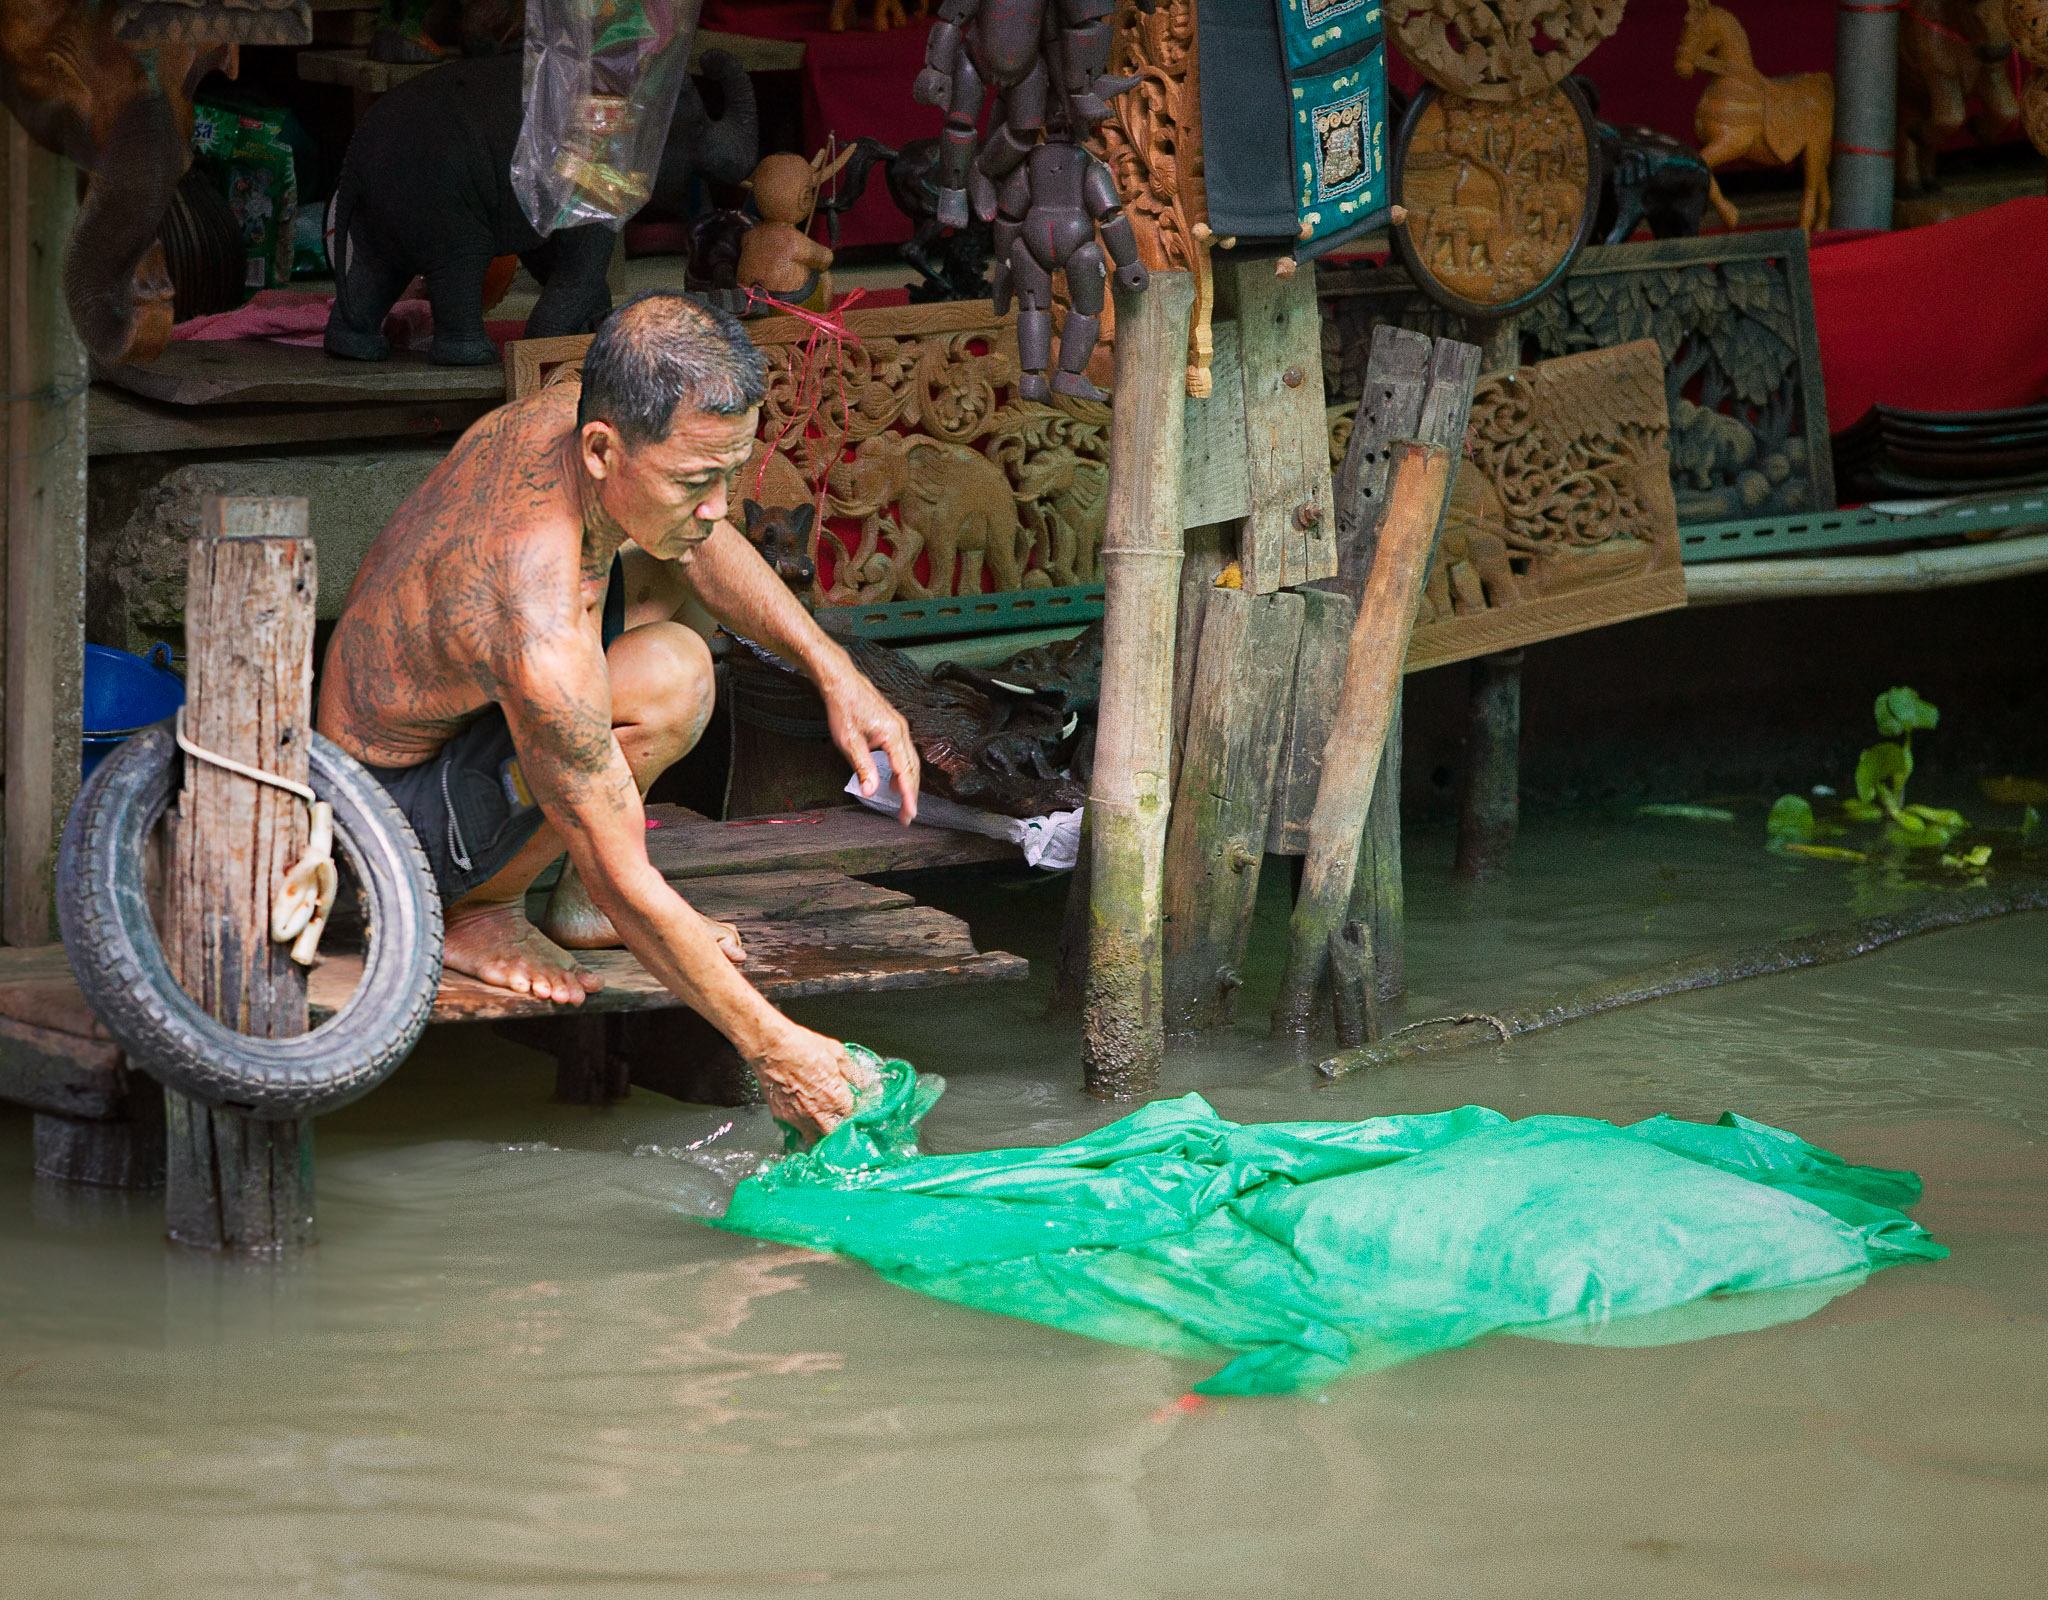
164,498,318,1254
1274,440,1454,1039
1084,272,1194,1099
3,121,87,945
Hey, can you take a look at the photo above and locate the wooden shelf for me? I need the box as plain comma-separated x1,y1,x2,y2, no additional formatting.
88,383,496,456
296,30,804,96
98,339,505,408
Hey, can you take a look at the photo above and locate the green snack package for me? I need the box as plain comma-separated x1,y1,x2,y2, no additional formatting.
714,1049,1947,1395
226,112,298,293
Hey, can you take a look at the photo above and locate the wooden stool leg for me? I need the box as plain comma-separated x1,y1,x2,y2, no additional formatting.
1454,650,1524,882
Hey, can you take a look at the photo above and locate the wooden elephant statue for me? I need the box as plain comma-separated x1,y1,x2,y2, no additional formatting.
0,2,234,364
830,433,1027,600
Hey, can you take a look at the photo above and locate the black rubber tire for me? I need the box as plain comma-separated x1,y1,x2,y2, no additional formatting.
57,721,444,1120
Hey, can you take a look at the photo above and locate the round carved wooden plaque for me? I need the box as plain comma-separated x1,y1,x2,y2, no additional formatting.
1388,79,1601,321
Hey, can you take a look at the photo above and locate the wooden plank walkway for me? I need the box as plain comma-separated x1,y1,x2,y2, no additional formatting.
0,808,1026,1123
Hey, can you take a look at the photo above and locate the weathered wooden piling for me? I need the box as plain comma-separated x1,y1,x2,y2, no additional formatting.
1083,272,1194,1099
1454,650,1524,882
1161,586,1305,1034
163,498,317,1254
1228,258,1337,593
1273,440,1456,1040
3,125,87,947
1312,328,1481,1016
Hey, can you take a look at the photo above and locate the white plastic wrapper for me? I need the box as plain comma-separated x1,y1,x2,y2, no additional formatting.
846,751,1084,872
512,0,705,235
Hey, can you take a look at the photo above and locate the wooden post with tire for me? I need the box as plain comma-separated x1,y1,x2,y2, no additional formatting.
162,497,319,1254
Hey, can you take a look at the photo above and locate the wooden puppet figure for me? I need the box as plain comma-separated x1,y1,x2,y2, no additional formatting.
987,104,1148,403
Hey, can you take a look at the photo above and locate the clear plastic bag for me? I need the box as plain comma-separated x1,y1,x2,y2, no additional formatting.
511,0,705,236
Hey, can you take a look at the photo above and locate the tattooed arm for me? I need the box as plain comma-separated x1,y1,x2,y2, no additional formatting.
490,619,873,1135
680,519,923,821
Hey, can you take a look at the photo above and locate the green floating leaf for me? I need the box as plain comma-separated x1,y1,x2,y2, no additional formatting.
1638,804,1736,822
1941,845,1993,870
1841,798,1885,823
1783,843,1868,863
1905,804,1968,830
1874,686,1939,739
1766,794,1815,847
2022,805,2040,842
1855,742,1913,807
1888,819,1956,850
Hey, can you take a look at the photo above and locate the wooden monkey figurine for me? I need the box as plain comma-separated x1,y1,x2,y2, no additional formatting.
1674,0,1835,229
737,146,857,311
987,107,1149,403
827,0,929,29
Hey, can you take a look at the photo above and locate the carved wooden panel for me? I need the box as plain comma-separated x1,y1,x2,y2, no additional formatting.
1091,0,1216,395
1319,228,1835,524
113,0,311,44
1390,81,1599,318
1386,0,1628,102
1328,340,1687,670
503,302,1111,609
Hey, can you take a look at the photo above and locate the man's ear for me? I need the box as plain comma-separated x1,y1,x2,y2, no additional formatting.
579,420,623,480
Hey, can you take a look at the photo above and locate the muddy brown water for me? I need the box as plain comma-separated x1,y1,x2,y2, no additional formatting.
4,810,2045,1597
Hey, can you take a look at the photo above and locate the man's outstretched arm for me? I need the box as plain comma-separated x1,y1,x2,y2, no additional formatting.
494,624,872,1134
681,519,923,821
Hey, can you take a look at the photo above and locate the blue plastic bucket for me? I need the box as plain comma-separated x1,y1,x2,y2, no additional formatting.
82,642,186,779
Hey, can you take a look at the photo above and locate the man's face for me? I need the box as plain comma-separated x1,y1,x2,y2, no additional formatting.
582,405,760,564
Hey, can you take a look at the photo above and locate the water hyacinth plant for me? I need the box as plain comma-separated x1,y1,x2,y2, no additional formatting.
1768,688,1984,869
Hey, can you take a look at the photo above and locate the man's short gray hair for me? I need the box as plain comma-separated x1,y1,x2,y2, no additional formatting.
576,291,767,446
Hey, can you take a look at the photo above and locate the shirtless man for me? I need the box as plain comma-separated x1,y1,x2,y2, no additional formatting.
317,293,919,1136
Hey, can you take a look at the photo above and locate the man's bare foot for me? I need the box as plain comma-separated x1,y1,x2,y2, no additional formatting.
538,864,624,950
443,896,604,1004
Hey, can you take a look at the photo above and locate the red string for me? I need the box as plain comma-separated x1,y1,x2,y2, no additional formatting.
1832,141,1897,156
738,285,867,559
1909,11,1975,44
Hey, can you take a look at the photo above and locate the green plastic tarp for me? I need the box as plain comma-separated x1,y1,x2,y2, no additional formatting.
712,1049,1947,1394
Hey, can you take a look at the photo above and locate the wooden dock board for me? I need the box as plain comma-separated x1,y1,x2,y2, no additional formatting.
645,805,1019,879
0,852,1027,1113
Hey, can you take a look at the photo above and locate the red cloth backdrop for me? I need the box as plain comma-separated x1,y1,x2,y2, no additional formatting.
1808,197,2048,432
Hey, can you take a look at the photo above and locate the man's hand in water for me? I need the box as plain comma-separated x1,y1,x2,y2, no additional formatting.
749,1022,878,1138
819,659,921,824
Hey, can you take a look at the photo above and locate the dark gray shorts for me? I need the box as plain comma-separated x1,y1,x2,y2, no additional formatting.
365,707,548,907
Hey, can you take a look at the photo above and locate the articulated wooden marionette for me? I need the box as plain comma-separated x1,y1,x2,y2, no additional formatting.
913,0,1152,228
988,101,1149,402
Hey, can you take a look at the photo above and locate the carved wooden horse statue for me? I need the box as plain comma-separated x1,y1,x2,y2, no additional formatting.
1674,0,1835,230
1898,0,2020,193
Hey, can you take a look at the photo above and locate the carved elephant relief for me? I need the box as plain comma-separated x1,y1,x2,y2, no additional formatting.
829,432,1026,601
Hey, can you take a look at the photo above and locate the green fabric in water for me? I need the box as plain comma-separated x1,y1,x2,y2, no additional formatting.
713,1049,1948,1394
